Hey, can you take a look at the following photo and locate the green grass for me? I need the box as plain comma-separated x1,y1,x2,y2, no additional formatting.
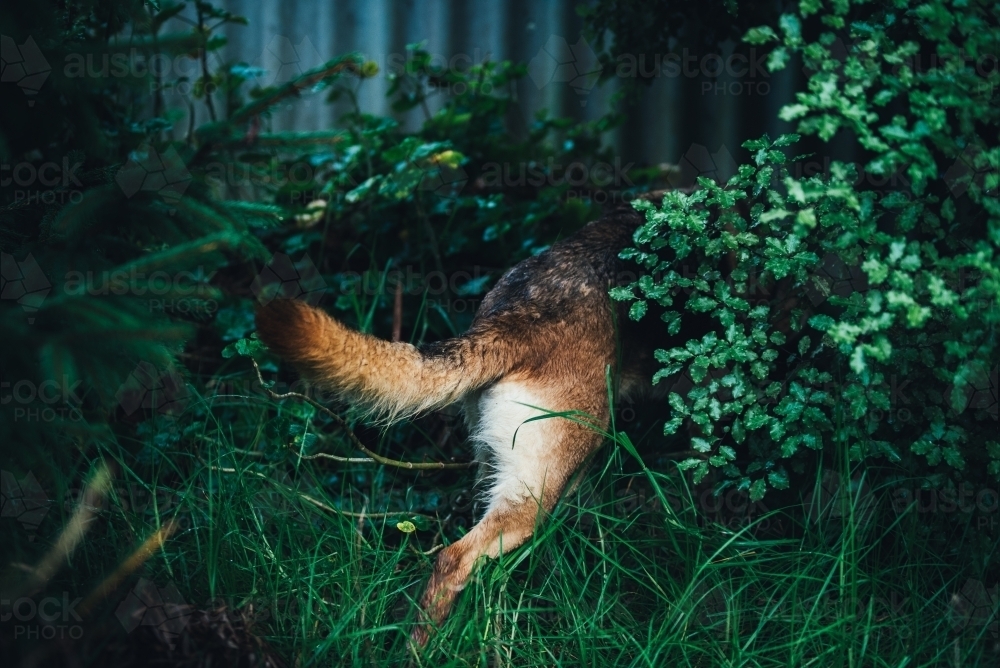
3,361,997,667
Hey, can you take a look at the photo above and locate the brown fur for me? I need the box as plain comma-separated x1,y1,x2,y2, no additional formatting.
255,205,673,646
255,299,513,422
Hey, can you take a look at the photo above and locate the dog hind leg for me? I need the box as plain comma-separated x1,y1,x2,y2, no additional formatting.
412,377,607,645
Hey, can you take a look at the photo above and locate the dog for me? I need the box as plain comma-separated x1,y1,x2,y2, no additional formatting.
255,201,680,645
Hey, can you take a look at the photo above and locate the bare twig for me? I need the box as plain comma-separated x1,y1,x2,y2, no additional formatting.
207,465,433,520
409,542,444,557
250,356,474,470
289,446,373,464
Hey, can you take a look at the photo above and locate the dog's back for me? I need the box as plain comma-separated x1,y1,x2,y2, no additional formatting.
256,204,658,644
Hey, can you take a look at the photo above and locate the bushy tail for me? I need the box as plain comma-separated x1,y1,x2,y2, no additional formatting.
255,300,507,421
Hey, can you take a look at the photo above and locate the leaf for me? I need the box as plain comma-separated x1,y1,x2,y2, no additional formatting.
609,286,635,301
396,521,417,533
798,336,811,356
797,208,817,227
223,337,266,359
653,365,683,384
768,47,790,71
779,13,802,45
744,26,779,44
677,458,703,471
743,138,770,151
692,437,713,453
744,405,770,430
808,315,835,332
732,417,746,443
772,133,801,147
760,209,792,223
689,297,717,312
663,416,684,435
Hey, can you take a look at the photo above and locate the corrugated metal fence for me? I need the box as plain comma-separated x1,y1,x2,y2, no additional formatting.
209,0,801,168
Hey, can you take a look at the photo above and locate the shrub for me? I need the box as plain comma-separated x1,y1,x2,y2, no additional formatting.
610,0,1000,499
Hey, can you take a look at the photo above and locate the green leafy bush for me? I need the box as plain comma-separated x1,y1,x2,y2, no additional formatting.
612,0,1000,499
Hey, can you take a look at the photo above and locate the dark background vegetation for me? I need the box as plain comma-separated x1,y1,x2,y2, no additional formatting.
0,0,997,665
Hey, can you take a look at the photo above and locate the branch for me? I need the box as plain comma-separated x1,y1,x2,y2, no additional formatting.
290,446,373,464
208,465,434,519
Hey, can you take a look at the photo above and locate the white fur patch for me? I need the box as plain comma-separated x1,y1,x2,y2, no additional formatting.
469,381,562,514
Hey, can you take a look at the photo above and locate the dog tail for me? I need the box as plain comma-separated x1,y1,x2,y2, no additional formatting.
255,300,508,421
